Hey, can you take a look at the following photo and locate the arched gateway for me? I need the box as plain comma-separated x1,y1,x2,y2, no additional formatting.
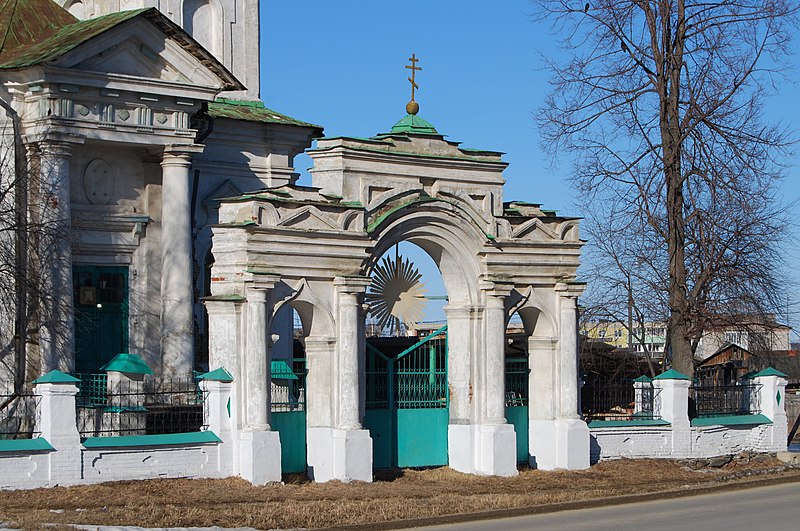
204,104,589,483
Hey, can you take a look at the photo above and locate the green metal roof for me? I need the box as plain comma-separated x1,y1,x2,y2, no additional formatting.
82,431,221,448
749,367,788,379
633,375,653,383
32,369,80,384
197,367,234,383
0,6,147,68
0,3,242,89
691,414,771,427
0,437,54,452
388,113,439,135
101,353,153,375
207,98,323,132
654,368,690,381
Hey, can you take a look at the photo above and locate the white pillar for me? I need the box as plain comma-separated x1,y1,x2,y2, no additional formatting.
237,283,282,485
200,370,235,477
753,369,789,452
160,145,203,378
34,371,81,485
34,139,81,374
653,370,691,457
551,283,590,470
483,288,510,425
307,277,373,483
528,336,559,469
245,287,269,431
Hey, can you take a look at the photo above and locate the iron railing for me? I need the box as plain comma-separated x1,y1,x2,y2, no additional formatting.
76,376,205,437
504,357,529,407
691,382,759,418
271,358,306,412
0,386,39,439
582,377,657,421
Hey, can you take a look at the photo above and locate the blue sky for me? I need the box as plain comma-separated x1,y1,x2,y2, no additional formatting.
260,1,800,336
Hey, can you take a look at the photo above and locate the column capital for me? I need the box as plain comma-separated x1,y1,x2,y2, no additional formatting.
162,144,204,166
479,277,514,298
554,281,586,299
23,132,85,155
529,336,558,349
334,276,371,295
203,297,245,315
245,286,269,302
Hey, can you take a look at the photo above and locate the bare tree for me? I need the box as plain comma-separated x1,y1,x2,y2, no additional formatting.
537,0,797,376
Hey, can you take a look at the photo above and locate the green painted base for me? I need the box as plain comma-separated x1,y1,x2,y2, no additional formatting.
505,406,529,463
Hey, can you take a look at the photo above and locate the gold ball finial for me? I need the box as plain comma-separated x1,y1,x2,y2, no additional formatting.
406,100,419,115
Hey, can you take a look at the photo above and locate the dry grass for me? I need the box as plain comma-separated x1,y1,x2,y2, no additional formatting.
1,459,797,530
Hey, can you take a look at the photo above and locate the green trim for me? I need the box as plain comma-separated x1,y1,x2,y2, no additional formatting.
82,431,221,448
197,367,234,382
271,360,298,380
0,438,55,452
207,99,323,130
588,419,671,428
633,375,653,383
100,353,153,375
32,370,80,384
654,368,690,381
750,367,788,379
691,414,772,427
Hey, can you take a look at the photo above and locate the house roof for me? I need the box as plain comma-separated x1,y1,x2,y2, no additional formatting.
0,0,242,90
697,342,751,367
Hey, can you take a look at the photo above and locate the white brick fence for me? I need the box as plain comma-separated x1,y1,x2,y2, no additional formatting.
0,369,249,490
589,369,789,462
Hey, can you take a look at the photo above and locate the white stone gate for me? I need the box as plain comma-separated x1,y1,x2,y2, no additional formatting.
205,110,589,482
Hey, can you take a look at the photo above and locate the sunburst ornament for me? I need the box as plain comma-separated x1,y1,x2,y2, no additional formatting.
366,253,427,333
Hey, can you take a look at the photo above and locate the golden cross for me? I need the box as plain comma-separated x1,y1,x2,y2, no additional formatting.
405,53,422,102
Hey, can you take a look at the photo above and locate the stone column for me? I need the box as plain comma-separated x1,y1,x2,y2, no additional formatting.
32,138,82,374
237,282,282,485
244,287,269,431
307,277,373,483
333,277,371,430
454,281,516,478
528,336,558,469
552,283,590,470
445,304,478,474
160,144,203,379
483,286,512,425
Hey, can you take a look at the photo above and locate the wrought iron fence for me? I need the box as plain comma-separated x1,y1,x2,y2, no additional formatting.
0,385,39,440
504,357,529,407
271,358,306,412
76,375,206,437
691,382,759,418
581,376,657,421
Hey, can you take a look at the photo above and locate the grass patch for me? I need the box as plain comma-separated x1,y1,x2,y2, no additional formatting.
0,458,797,529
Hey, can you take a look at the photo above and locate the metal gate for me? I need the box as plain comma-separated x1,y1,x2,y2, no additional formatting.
270,358,307,474
364,326,449,468
505,357,529,463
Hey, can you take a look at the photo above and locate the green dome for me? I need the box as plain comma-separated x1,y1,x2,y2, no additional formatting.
390,113,439,135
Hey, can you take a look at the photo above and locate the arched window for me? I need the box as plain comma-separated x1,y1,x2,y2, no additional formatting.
183,0,221,57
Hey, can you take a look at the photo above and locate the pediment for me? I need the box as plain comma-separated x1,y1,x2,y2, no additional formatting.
53,17,234,90
278,206,340,231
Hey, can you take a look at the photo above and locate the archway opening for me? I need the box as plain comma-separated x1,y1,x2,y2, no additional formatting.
505,310,530,464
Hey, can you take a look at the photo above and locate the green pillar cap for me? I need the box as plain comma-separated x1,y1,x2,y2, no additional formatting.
197,367,234,382
32,370,80,384
633,375,653,383
654,368,690,380
750,367,788,379
101,353,153,375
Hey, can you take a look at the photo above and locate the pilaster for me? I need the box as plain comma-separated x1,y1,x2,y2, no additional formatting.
33,370,81,485
653,370,691,457
753,369,789,452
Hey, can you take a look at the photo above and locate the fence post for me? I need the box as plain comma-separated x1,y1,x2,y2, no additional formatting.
752,368,788,452
653,369,691,457
33,370,82,485
199,368,235,477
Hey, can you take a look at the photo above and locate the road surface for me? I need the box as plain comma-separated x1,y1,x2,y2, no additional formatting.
422,480,800,530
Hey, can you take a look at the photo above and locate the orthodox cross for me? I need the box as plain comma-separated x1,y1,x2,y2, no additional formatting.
405,53,422,102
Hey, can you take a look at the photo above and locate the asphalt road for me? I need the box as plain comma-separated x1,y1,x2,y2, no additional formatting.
421,481,800,530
